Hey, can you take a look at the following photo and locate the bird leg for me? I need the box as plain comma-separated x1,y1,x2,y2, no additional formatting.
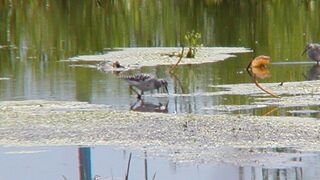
130,99,141,110
137,94,142,100
137,91,145,100
130,86,142,100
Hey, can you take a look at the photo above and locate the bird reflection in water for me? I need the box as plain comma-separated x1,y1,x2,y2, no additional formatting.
306,64,320,80
130,99,168,113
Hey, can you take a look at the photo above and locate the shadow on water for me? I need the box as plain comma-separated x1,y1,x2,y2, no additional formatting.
0,146,319,180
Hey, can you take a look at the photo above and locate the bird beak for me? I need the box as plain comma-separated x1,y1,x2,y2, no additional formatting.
302,48,307,56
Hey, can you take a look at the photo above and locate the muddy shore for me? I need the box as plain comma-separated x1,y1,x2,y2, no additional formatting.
1,100,320,165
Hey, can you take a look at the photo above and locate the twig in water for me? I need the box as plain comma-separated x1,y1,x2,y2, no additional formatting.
252,76,280,98
169,47,185,73
261,106,278,116
125,153,132,180
247,55,280,98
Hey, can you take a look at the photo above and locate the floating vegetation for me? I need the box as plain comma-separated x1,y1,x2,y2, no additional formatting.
67,47,252,72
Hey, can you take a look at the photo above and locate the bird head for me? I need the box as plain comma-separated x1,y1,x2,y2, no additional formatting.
302,43,315,55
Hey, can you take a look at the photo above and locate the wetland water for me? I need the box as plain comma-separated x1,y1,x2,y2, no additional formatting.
1,146,320,180
1,0,320,179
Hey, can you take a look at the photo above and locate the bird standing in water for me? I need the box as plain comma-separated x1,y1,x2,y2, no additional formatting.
302,43,320,65
121,74,168,99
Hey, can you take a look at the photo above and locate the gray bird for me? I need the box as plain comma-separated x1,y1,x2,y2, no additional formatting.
121,74,168,99
302,43,320,65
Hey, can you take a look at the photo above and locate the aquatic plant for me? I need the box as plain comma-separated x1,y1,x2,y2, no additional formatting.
168,31,202,73
246,55,280,98
184,31,203,58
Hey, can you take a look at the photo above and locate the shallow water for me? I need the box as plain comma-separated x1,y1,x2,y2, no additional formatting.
1,146,319,180
1,1,320,179
1,1,320,116
1,54,319,116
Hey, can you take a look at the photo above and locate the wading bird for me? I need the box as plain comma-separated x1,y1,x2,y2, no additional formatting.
302,43,320,65
121,74,168,99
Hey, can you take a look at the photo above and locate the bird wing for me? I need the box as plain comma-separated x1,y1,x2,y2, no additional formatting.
122,74,154,86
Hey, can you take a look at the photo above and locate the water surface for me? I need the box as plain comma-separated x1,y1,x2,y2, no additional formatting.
1,1,320,116
1,1,320,179
1,146,319,180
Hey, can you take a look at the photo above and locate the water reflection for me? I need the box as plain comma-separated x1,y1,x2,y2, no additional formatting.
306,64,320,80
1,1,320,115
74,146,317,180
0,146,319,180
79,147,92,180
130,99,168,113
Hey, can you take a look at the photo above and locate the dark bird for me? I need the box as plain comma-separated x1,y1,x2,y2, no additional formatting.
121,74,168,99
302,43,320,65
